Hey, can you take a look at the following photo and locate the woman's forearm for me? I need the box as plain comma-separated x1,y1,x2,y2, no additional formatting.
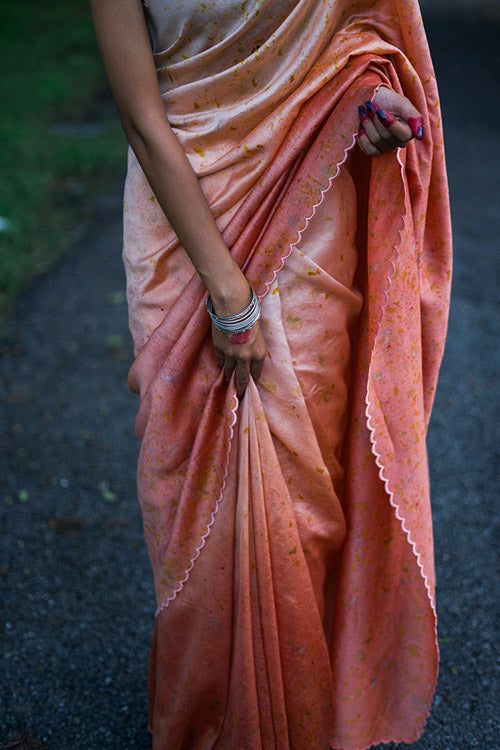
126,119,251,315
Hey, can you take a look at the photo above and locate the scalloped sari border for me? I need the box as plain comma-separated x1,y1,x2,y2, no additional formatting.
364,143,437,619
260,89,438,646
155,107,438,724
154,126,359,616
362,145,439,744
155,387,239,617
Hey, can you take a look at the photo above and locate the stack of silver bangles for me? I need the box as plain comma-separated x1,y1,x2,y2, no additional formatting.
206,288,261,335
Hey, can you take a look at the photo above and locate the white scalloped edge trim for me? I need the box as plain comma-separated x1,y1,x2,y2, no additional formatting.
364,143,437,620
332,136,439,750
155,125,360,615
152,83,439,745
365,389,438,617
262,96,438,629
348,88,438,745
155,98,437,636
155,389,239,616
258,131,359,302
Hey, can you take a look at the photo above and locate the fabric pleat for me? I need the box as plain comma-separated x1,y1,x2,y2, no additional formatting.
125,1,452,747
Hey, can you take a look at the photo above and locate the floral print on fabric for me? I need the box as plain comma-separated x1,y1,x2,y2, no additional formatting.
124,1,452,747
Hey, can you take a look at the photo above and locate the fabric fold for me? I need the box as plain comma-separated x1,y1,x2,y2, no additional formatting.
125,1,452,746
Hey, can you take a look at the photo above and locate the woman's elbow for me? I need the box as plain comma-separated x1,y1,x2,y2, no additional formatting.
119,108,169,159
120,114,146,151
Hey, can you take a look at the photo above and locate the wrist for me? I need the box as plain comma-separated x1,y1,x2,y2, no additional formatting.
206,288,260,335
205,264,251,318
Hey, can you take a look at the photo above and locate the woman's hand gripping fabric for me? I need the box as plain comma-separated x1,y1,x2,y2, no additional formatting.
210,280,266,398
212,320,266,398
357,86,424,157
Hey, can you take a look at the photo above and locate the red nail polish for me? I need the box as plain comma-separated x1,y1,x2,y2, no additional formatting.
408,117,424,140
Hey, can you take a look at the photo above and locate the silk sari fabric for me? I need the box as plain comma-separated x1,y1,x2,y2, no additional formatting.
123,1,452,748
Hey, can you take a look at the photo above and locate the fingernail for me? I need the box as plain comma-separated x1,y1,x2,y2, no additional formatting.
376,109,397,126
358,106,371,124
365,100,377,114
408,117,424,140
358,124,365,136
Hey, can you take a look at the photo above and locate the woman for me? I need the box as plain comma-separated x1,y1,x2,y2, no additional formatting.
89,1,451,748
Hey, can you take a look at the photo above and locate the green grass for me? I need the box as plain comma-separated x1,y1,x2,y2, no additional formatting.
0,0,127,313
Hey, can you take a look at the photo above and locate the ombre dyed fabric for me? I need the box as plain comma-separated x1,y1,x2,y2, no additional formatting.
124,1,452,748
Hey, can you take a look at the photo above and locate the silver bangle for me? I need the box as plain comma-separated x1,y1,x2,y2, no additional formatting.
206,288,261,335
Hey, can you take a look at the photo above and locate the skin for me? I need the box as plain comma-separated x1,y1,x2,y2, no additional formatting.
359,86,423,156
88,0,423,397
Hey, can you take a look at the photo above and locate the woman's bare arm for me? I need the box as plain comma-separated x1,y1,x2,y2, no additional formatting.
88,0,265,394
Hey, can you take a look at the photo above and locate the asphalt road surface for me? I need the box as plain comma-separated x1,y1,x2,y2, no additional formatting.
1,7,498,750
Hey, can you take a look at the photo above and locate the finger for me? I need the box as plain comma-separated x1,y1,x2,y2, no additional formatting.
374,89,424,140
235,359,250,397
367,102,411,147
371,114,404,148
357,125,383,157
224,357,236,382
393,99,423,139
408,116,424,141
250,355,265,384
358,105,381,143
362,101,399,153
375,108,413,145
214,348,224,369
359,113,394,154
368,100,413,144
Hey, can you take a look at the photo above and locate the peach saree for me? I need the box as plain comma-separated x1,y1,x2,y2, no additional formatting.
123,1,452,748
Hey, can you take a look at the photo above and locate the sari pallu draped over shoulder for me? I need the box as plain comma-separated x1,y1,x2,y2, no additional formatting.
124,1,452,748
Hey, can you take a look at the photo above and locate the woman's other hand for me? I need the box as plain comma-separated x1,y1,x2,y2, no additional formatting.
209,279,266,398
212,321,266,398
357,87,424,157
